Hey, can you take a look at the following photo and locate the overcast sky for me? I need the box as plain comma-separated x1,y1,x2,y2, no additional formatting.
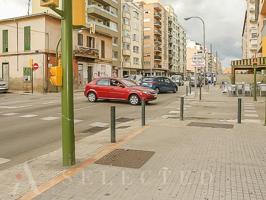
0,0,246,67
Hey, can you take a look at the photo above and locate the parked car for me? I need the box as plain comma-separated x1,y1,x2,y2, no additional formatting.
171,75,184,86
84,78,157,105
0,79,8,93
141,77,178,94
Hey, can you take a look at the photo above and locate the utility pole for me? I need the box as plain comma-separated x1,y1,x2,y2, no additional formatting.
61,0,75,166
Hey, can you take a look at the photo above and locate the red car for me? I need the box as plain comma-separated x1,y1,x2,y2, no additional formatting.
84,78,157,105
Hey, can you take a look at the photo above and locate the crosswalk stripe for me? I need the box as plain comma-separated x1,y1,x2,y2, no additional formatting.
0,158,10,165
90,122,109,127
74,119,83,124
1,113,19,116
244,114,259,118
20,114,38,118
40,117,59,121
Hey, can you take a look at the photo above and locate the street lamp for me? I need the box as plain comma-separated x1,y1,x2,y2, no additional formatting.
184,16,207,85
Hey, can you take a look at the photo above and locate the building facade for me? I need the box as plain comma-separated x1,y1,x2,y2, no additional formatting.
122,0,143,76
141,0,169,76
186,39,203,75
242,0,257,59
178,24,187,75
255,0,266,56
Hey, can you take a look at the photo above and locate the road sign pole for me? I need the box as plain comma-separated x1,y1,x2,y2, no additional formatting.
61,0,75,166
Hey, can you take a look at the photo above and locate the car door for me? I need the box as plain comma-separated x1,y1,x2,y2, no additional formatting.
109,79,128,100
95,79,111,99
156,77,166,92
164,78,175,92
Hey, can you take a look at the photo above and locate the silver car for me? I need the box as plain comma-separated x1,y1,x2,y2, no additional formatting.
0,78,8,93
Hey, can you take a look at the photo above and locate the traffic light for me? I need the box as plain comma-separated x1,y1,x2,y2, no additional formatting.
40,0,59,7
49,60,62,87
73,0,86,26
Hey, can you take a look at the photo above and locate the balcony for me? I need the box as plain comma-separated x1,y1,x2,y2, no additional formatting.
90,0,118,9
154,21,162,27
154,12,162,19
123,12,131,19
123,24,131,31
154,29,162,35
123,62,131,68
87,5,118,22
154,47,162,52
154,64,162,69
74,46,99,59
154,39,162,45
88,22,118,37
154,55,162,61
154,4,162,11
123,36,131,43
123,49,131,56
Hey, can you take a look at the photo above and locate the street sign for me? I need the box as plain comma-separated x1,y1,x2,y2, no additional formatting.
192,54,205,67
33,63,39,71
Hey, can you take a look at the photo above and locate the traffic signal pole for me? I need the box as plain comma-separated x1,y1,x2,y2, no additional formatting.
61,0,75,166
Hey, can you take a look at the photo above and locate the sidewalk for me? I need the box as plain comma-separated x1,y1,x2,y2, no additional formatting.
3,87,266,200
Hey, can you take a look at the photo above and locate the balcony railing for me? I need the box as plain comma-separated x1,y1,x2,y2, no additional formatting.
154,21,162,27
74,46,99,58
89,5,118,18
154,56,162,60
154,30,162,35
88,21,118,32
154,64,162,68
154,12,162,19
154,47,162,52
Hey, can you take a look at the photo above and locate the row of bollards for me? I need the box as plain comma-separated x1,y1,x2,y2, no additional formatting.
110,100,146,143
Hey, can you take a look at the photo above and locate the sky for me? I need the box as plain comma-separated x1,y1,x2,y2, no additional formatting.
0,0,246,67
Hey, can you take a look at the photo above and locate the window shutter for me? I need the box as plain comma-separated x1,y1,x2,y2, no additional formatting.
2,30,8,53
24,26,31,51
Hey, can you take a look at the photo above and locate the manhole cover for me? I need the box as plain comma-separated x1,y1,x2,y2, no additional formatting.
117,126,131,129
187,122,234,129
84,126,108,134
95,149,155,169
116,118,134,123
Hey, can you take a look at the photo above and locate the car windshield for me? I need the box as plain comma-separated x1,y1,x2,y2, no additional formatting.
121,79,137,87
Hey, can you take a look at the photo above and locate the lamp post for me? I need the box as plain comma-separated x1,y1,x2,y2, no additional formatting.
184,16,207,86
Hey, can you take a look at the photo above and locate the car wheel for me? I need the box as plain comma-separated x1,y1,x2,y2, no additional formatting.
155,88,160,94
173,87,177,93
88,92,97,102
129,94,140,105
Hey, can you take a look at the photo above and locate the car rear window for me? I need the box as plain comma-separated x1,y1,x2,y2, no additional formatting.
96,79,109,86
142,78,154,82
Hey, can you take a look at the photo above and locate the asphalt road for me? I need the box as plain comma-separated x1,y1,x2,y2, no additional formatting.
0,89,185,170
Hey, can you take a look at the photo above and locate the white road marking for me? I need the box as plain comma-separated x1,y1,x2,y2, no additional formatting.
244,110,257,113
244,107,255,110
169,111,180,114
74,119,83,124
0,158,10,165
0,105,32,109
1,113,19,116
220,119,261,124
41,117,59,121
244,114,259,118
42,101,57,105
20,114,38,118
90,122,109,127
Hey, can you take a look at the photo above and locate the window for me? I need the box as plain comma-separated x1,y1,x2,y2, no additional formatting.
133,11,139,19
133,46,139,53
113,51,118,59
2,30,8,53
110,79,123,87
144,35,150,40
133,57,139,65
87,36,95,48
97,79,109,86
112,37,118,45
123,43,130,50
123,18,130,25
144,18,151,22
78,33,83,46
101,40,105,58
24,26,31,51
144,10,150,14
144,27,151,31
132,34,138,41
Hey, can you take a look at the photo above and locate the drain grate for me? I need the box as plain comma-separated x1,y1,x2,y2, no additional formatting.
95,149,155,169
116,117,134,123
187,122,234,129
84,126,108,134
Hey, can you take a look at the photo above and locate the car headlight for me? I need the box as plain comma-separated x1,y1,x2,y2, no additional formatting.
143,91,149,94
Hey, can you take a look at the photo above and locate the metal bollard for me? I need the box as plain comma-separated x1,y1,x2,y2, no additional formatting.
142,100,146,126
199,85,202,101
264,99,266,126
180,96,184,121
186,86,188,96
111,106,116,143
189,86,192,95
238,98,242,124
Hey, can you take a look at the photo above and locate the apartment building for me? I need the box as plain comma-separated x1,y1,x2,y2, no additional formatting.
255,0,266,56
242,0,257,58
186,39,203,75
122,0,143,76
0,14,61,92
141,0,169,76
178,25,187,75
32,0,121,82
